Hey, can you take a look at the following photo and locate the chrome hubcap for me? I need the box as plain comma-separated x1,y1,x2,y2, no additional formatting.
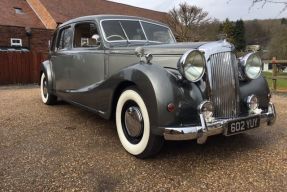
124,106,143,137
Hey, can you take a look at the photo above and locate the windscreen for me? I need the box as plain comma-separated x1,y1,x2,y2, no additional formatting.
101,19,175,43
141,21,175,43
101,20,127,41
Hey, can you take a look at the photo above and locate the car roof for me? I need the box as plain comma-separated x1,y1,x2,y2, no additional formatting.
59,14,168,28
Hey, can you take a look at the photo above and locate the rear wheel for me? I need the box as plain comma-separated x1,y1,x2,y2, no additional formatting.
40,73,57,105
116,87,163,158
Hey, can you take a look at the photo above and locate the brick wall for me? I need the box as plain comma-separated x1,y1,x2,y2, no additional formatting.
0,25,53,52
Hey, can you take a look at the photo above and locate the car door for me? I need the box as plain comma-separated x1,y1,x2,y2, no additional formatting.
67,21,105,105
50,25,74,98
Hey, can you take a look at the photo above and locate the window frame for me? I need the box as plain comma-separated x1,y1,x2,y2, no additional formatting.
14,7,24,14
10,38,22,47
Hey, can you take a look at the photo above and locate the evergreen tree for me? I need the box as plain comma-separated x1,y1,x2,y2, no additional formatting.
234,20,246,51
219,19,247,52
219,19,236,45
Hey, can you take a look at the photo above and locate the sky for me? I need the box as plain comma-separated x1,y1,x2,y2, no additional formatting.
108,0,287,21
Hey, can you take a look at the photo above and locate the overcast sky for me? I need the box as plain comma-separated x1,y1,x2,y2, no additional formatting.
109,0,287,21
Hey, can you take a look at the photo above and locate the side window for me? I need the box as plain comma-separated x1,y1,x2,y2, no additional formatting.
50,31,57,51
57,27,73,50
74,22,100,48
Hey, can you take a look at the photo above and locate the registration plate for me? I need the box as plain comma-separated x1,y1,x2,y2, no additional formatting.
226,116,260,136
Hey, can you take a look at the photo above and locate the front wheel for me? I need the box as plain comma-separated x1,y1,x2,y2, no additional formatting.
40,73,57,105
116,88,163,158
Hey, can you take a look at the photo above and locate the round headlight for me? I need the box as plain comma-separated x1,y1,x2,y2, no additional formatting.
241,53,263,80
178,50,206,82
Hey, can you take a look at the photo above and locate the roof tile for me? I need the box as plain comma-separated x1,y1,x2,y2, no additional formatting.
39,0,167,24
0,0,45,28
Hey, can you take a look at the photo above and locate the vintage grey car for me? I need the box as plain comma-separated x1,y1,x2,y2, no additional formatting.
40,15,276,158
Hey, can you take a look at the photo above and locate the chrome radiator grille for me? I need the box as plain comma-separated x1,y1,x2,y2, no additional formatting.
208,52,239,118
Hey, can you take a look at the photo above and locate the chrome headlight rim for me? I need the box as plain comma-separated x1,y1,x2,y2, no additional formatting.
178,49,206,83
240,52,263,80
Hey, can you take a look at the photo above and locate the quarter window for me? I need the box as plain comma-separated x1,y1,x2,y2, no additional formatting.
74,23,100,48
57,27,73,50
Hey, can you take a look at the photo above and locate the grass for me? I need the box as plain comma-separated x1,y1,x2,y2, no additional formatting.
263,71,287,90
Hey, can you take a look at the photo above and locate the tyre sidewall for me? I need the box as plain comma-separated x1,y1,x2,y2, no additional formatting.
116,88,150,156
40,72,56,105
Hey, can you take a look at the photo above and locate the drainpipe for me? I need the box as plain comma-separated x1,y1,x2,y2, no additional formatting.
25,27,32,51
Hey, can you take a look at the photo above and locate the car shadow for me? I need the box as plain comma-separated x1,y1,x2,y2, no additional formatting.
55,102,274,163
156,132,272,161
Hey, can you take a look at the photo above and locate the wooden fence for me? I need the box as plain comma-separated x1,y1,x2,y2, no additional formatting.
264,58,287,92
0,52,48,85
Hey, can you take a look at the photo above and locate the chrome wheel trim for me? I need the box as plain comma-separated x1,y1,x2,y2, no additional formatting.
124,106,144,138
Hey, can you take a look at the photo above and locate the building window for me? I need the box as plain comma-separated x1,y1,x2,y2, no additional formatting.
11,38,22,47
14,7,24,14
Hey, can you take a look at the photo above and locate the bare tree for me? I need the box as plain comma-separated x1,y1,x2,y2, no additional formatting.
251,0,287,12
167,2,210,42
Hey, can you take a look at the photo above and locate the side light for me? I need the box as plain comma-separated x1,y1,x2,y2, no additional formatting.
247,95,259,110
198,101,214,122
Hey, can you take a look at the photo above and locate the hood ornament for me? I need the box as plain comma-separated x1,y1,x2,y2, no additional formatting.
135,47,153,64
222,39,235,50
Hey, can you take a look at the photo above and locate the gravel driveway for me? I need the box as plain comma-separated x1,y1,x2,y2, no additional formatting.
0,86,286,191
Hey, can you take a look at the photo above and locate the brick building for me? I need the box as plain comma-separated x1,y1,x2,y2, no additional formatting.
0,0,167,52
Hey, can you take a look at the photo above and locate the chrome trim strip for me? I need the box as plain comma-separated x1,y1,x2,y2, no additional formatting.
65,81,104,93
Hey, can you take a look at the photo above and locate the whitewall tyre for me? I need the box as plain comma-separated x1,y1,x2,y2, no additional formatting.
116,87,163,158
40,73,57,105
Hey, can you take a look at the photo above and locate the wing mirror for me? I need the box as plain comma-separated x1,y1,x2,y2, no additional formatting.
92,34,101,46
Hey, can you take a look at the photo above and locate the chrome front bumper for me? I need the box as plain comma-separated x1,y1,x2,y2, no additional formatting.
163,103,276,144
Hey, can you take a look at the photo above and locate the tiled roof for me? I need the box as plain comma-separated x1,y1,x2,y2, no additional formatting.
0,0,45,28
39,0,167,24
